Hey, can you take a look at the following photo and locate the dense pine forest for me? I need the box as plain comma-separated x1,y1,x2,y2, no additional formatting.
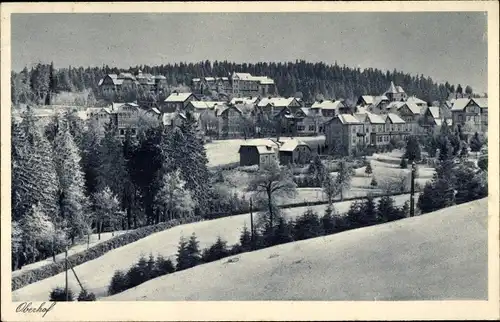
11,60,471,106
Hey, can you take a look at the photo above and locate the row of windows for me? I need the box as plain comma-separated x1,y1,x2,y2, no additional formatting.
351,134,410,145
351,123,412,133
118,128,137,135
297,125,316,132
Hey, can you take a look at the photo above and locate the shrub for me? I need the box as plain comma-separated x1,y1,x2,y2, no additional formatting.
293,209,323,240
176,234,201,271
400,157,408,169
49,287,74,301
239,225,253,252
202,236,230,263
478,157,487,172
12,216,202,291
370,177,378,188
269,217,294,246
126,255,151,288
155,255,175,277
321,205,337,234
364,162,373,176
77,289,96,301
108,270,128,296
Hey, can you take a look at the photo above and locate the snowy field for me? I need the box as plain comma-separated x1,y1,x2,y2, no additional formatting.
205,136,325,167
12,194,413,301
106,198,488,301
12,230,129,278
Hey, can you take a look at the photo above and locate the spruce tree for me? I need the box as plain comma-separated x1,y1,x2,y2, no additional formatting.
377,195,397,222
239,225,252,252
81,119,101,196
98,120,126,199
12,108,59,222
178,117,212,213
53,120,89,243
364,162,373,176
321,205,338,235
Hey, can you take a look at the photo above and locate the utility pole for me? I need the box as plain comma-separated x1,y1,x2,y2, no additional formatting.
250,198,254,250
410,161,416,217
65,247,68,301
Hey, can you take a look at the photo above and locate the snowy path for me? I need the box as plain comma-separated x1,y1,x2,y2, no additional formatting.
12,230,129,278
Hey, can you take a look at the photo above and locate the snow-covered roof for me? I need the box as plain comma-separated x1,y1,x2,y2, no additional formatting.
162,112,186,125
396,86,405,93
230,97,259,105
371,95,390,107
239,139,279,155
386,101,407,110
405,102,422,115
256,146,278,155
428,106,441,119
258,78,275,85
361,96,375,104
385,113,406,124
338,114,362,124
257,97,295,108
151,108,161,114
451,98,471,111
297,107,311,117
385,81,398,94
190,101,226,109
311,100,343,110
365,112,386,124
472,98,487,109
164,92,194,103
407,96,427,105
278,139,309,152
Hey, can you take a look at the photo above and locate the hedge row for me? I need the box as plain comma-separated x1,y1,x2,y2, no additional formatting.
11,216,203,291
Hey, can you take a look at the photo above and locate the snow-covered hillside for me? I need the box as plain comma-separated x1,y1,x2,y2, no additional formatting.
12,194,413,301
105,198,487,301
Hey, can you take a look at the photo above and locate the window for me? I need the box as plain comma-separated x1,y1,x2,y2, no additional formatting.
297,125,305,131
309,125,315,131
365,127,369,133
120,129,125,135
352,127,356,133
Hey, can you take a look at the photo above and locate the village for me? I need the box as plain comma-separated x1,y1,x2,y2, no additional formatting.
15,70,488,170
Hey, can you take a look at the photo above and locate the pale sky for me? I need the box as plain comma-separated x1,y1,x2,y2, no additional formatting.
11,12,488,92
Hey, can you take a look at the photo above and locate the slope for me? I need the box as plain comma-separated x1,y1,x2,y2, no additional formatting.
105,198,488,301
12,194,413,301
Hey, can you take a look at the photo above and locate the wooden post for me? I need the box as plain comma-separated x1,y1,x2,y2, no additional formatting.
250,198,254,249
65,247,68,301
410,162,416,217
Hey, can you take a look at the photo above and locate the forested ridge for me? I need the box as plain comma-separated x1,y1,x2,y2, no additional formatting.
11,60,470,106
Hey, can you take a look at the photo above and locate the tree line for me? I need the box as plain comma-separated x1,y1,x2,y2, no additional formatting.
11,107,244,270
11,60,475,106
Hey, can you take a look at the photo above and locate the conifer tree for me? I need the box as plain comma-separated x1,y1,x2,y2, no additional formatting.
20,203,55,262
239,225,253,252
98,120,126,207
12,108,59,222
81,119,101,196
53,120,89,243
